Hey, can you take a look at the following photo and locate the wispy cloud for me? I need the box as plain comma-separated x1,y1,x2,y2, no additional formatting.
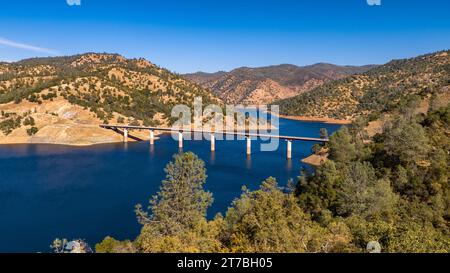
0,37,60,55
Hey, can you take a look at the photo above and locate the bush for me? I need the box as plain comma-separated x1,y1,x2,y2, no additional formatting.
23,116,35,126
26,126,39,136
0,116,22,135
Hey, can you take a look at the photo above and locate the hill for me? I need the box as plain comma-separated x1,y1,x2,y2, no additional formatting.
0,53,220,145
184,63,376,105
276,51,450,122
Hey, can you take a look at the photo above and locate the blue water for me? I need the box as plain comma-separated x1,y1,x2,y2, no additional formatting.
0,118,341,253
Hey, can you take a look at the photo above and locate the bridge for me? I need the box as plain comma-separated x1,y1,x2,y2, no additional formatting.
100,124,329,159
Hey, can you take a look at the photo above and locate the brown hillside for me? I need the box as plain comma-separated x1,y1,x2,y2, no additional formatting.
184,63,376,105
277,51,450,122
0,53,220,145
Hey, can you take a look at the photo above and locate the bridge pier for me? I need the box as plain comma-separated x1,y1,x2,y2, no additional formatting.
210,134,215,152
178,132,183,148
287,140,292,159
99,125,330,155
149,130,154,145
123,129,128,142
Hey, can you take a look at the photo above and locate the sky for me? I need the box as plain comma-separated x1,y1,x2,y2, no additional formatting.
0,0,449,73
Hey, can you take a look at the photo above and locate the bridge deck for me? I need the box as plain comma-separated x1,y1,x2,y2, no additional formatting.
100,124,329,142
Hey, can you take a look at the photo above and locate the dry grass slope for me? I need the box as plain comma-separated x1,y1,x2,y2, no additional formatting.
0,53,220,145
184,63,376,105
277,51,450,121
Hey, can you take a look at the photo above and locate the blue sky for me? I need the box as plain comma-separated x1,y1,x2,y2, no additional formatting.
0,0,449,73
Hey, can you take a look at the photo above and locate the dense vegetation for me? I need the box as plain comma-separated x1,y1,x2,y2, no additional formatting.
296,106,450,252
95,152,354,253
93,103,449,253
0,53,220,126
276,51,450,120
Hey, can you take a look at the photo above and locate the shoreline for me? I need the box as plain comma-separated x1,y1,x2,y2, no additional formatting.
265,109,351,125
277,114,352,125
0,137,163,147
0,123,276,147
0,114,348,146
0,129,165,147
301,154,328,167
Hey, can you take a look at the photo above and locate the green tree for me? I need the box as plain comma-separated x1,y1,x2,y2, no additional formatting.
382,117,430,165
297,161,339,218
26,126,39,136
136,152,212,233
336,162,398,219
223,177,353,253
23,116,35,126
95,236,136,253
134,152,218,253
328,127,356,164
386,221,450,253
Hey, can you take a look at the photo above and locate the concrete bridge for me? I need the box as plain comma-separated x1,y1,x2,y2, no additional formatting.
100,124,329,159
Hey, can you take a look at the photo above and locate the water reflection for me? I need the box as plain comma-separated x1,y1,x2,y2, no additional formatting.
149,144,155,157
210,151,216,165
286,159,293,172
245,155,252,170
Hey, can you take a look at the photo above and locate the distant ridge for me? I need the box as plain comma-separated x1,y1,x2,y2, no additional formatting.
183,63,377,105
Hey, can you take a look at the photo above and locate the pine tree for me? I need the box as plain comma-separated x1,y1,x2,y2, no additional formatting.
136,152,212,234
328,126,356,164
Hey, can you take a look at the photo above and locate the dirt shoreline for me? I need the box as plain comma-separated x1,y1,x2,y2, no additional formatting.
0,114,348,147
301,154,328,167
278,114,352,125
265,109,351,125
0,131,164,147
0,124,273,147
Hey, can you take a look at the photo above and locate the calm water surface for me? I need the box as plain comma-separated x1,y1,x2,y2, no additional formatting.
0,118,341,252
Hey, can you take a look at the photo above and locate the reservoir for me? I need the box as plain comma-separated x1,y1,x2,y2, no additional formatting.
0,118,341,252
